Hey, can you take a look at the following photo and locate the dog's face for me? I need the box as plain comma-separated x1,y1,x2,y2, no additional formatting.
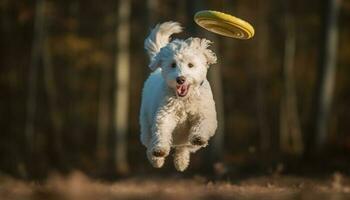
149,38,217,97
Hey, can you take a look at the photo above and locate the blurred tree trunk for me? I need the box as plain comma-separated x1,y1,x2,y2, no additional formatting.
308,0,341,153
97,66,111,167
41,2,64,167
176,0,186,25
25,0,45,177
113,0,130,175
147,0,158,26
26,0,64,173
279,7,303,155
256,0,271,154
67,1,82,167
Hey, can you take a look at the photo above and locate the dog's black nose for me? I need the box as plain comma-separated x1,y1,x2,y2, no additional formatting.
176,76,186,85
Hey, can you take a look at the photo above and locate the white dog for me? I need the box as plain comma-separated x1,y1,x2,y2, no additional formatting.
140,21,218,171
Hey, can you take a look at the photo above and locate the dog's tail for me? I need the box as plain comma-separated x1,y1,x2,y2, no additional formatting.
144,21,183,60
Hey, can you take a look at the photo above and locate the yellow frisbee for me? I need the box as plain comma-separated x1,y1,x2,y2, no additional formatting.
194,10,255,39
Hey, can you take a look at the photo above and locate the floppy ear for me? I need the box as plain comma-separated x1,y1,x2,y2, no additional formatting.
185,38,217,66
199,38,217,65
148,55,162,71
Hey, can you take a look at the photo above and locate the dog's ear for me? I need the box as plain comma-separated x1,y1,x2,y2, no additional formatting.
148,55,161,71
148,44,174,71
200,38,217,66
185,38,217,66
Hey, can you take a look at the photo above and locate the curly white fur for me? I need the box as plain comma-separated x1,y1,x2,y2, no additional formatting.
140,21,218,171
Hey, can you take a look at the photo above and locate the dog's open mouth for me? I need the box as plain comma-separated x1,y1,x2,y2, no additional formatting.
176,84,190,97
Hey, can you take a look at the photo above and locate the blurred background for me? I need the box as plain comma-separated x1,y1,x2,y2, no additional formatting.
1,0,350,180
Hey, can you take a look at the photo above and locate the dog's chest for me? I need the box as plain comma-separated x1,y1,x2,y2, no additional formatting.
172,98,200,124
166,96,203,144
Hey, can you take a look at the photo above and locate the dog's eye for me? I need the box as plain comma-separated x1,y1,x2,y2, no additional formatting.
188,63,194,68
171,62,176,68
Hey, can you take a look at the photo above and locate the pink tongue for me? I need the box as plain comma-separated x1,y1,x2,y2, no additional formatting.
177,85,186,95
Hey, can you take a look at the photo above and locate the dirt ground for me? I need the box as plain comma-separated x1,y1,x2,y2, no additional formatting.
0,171,350,200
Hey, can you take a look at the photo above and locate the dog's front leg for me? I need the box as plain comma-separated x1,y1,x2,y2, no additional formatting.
189,113,217,147
147,111,177,168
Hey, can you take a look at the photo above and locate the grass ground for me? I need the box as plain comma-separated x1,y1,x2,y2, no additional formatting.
1,171,349,200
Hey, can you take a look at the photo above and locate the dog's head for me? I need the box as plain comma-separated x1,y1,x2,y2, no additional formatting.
149,37,217,98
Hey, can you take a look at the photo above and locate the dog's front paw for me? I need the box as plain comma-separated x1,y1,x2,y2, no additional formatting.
151,157,165,168
190,136,208,146
152,146,170,157
147,151,165,168
152,148,166,157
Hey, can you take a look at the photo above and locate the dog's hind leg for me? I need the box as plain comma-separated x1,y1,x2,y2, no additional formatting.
173,147,190,171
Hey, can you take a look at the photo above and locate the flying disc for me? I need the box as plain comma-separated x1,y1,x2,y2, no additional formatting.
194,10,255,39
